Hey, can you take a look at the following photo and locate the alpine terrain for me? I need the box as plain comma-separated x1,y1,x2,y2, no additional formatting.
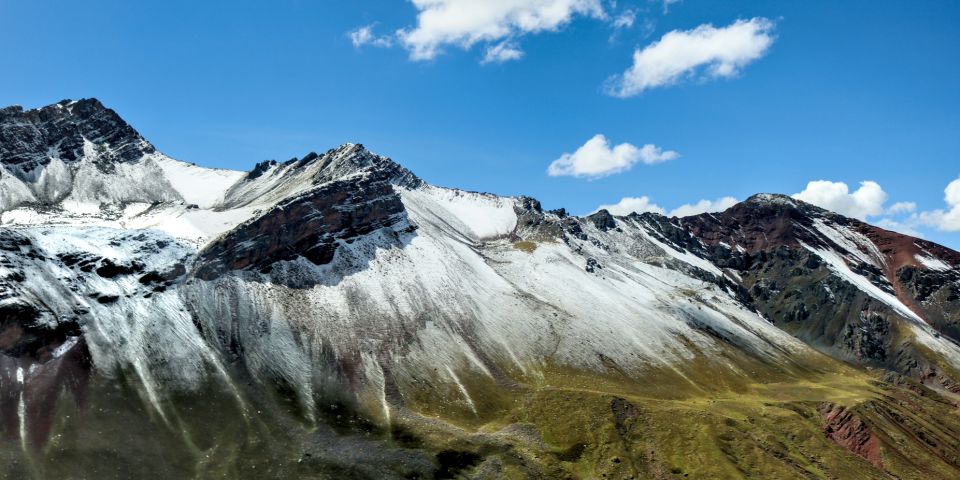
2,99,960,479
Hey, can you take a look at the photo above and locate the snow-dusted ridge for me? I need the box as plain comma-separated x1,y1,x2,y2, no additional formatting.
0,126,808,424
3,99,960,442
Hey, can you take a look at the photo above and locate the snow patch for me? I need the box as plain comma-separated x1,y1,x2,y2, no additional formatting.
812,219,884,268
915,254,952,272
153,155,245,208
52,336,80,359
801,242,921,322
401,186,517,241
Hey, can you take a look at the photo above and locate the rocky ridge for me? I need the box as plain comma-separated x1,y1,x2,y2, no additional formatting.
1,99,959,479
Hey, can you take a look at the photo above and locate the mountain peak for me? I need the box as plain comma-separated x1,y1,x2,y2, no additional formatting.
244,143,420,186
303,142,422,188
725,193,831,221
743,192,798,206
0,98,154,176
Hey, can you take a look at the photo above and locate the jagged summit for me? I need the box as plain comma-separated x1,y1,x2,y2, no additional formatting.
743,192,798,205
299,142,422,188
0,98,154,176
731,193,833,218
0,100,429,215
0,98,187,211
219,142,421,210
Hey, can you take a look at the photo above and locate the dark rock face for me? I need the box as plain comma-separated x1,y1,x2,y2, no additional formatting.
0,230,43,300
195,165,412,281
635,212,710,257
680,194,830,254
94,259,144,278
728,245,891,364
246,159,278,180
585,258,602,273
666,194,960,387
0,98,154,177
842,312,891,363
898,266,960,340
586,210,617,232
0,302,79,360
197,144,421,282
513,197,564,241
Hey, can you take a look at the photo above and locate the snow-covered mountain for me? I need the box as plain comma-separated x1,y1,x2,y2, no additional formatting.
2,99,960,479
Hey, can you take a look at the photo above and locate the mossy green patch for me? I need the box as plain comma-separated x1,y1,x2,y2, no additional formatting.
513,241,538,253
389,351,960,479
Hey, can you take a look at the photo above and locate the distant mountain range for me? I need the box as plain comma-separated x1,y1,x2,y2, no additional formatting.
2,99,959,479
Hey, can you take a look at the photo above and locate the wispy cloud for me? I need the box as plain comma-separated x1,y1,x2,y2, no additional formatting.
606,17,775,97
886,201,917,216
482,41,525,63
611,9,636,29
547,134,678,179
661,0,681,15
350,24,394,48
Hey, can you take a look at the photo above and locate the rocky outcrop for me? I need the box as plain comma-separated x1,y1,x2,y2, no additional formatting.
898,266,960,340
512,196,565,241
818,403,883,470
586,209,617,232
246,159,278,180
0,301,81,361
0,99,154,177
194,161,413,282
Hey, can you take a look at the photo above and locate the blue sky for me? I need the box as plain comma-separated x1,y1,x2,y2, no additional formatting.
2,0,959,247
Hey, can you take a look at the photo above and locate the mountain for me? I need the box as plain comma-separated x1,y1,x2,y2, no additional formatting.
1,99,959,479
681,195,960,387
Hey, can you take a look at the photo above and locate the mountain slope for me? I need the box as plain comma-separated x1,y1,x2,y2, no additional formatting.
680,194,960,390
1,99,960,479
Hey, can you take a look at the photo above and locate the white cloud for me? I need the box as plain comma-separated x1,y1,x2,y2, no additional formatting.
595,195,738,217
607,17,775,97
886,201,917,215
875,217,923,238
668,196,738,217
611,9,636,29
547,134,678,178
792,180,888,220
917,176,960,231
350,24,394,48
482,41,525,63
789,176,960,238
662,0,681,14
596,196,665,215
398,0,605,61
948,177,960,206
